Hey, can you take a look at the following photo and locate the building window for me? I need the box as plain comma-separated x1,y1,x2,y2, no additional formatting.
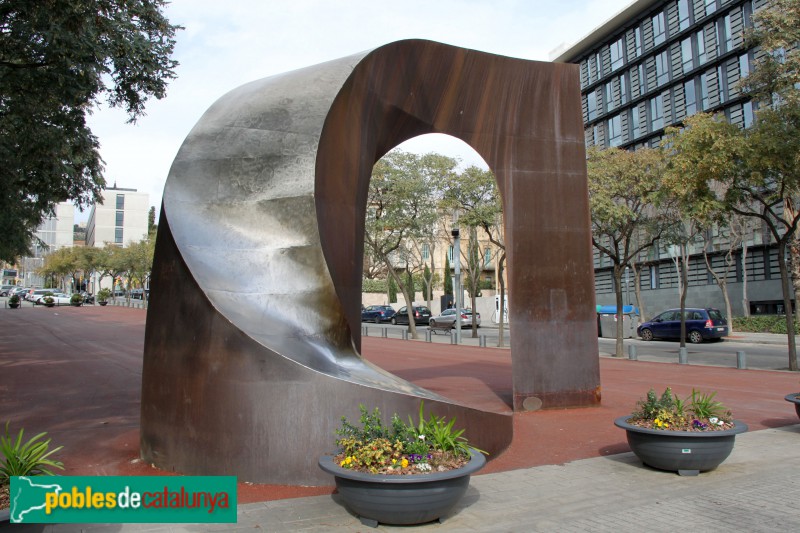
116,194,124,209
422,244,430,260
678,0,691,31
636,63,646,95
652,12,666,46
587,90,598,120
593,124,601,146
718,14,732,54
631,106,642,139
610,38,624,71
681,38,694,74
115,210,124,227
650,95,664,130
448,245,454,262
634,26,643,57
696,31,707,65
115,228,123,244
484,247,492,267
605,82,615,112
619,73,628,104
743,101,754,128
739,53,750,78
650,265,659,289
717,64,728,103
655,51,670,87
700,72,710,110
607,114,623,147
685,79,697,116
594,53,603,81
705,0,717,16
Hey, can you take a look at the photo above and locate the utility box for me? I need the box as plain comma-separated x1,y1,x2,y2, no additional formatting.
597,305,638,339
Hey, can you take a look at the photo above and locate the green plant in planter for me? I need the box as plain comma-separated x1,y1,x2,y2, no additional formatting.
43,295,54,306
7,294,20,307
629,387,733,431
1,422,64,481
70,293,83,306
334,402,485,474
96,288,112,303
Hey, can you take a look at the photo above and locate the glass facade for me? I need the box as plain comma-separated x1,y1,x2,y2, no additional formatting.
567,0,755,150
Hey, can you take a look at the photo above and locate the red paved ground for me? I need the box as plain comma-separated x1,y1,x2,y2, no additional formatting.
1,306,798,503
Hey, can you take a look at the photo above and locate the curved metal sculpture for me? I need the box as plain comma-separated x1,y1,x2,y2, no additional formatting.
141,39,599,485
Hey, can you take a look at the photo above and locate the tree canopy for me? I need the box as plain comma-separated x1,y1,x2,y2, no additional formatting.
0,0,180,261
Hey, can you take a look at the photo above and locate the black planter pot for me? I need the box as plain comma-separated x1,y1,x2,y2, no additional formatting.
785,393,800,419
615,416,748,476
318,449,485,527
99,301,108,306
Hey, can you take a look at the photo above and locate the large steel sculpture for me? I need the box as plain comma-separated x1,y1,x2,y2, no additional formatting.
141,39,599,485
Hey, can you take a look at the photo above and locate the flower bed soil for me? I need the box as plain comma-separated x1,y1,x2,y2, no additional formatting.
625,417,735,432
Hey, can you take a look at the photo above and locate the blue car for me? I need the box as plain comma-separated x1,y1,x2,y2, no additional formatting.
637,308,728,344
361,305,396,323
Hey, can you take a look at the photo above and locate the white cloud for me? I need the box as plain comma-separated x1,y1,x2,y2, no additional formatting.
84,0,631,221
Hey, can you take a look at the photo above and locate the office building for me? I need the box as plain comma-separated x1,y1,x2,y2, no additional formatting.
86,186,149,248
554,0,783,315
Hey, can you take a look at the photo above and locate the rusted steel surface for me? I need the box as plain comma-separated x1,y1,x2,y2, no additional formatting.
142,39,597,485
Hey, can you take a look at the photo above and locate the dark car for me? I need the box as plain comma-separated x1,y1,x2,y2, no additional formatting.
637,308,728,344
391,305,432,326
361,305,396,323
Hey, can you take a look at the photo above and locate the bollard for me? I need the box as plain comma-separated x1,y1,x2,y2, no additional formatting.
381,327,388,338
736,350,746,369
628,344,637,360
402,330,408,341
450,333,457,345
480,334,486,348
425,330,432,343
362,326,368,337
678,347,688,364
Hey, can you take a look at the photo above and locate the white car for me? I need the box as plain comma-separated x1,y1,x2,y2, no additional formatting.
35,293,72,305
429,308,481,329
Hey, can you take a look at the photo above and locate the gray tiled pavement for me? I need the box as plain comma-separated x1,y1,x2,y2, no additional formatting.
8,425,798,532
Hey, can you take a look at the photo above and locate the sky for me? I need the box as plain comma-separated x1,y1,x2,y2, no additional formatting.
82,0,633,222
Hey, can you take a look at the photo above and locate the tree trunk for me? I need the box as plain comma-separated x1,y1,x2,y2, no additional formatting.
613,263,625,358
679,247,688,349
777,242,798,371
791,236,800,326
741,243,750,317
704,249,734,334
471,291,478,338
387,267,418,339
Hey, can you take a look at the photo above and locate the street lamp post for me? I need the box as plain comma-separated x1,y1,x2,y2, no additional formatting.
452,210,461,345
625,266,630,307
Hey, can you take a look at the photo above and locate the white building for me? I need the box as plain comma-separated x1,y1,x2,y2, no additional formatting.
21,202,75,287
86,187,149,247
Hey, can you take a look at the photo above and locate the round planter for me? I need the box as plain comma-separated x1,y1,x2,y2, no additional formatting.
785,393,800,419
318,449,485,527
99,301,108,306
44,302,55,308
8,303,19,309
614,416,747,476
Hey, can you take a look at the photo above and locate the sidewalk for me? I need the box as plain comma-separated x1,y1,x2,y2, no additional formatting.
1,307,799,531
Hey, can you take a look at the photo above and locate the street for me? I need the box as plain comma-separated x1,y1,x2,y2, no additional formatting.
361,323,794,372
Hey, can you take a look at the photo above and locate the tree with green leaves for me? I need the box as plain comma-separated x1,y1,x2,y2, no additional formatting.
122,238,155,305
442,166,507,344
365,151,453,338
587,145,672,357
0,0,180,262
443,254,453,297
460,226,484,337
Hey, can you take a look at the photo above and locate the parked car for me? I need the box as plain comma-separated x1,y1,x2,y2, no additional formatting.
391,306,432,326
361,305,396,323
34,292,72,306
10,287,29,298
637,308,728,344
0,285,16,296
26,289,51,302
429,308,482,329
